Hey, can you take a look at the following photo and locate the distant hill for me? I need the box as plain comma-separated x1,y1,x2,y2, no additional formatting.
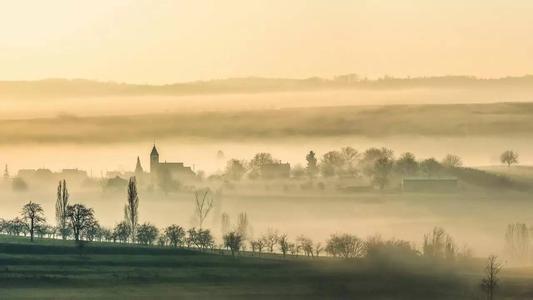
3,102,533,144
3,75,533,98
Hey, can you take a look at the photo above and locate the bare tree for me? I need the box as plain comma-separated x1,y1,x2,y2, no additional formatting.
372,157,394,190
340,146,360,176
250,239,265,253
221,212,231,236
297,235,314,257
236,212,250,240
278,234,290,257
124,177,139,243
21,201,45,242
314,242,323,257
164,225,186,247
441,154,463,168
67,204,96,243
262,229,280,253
224,231,243,257
325,234,365,259
423,227,457,260
55,180,69,240
500,150,519,167
505,223,529,263
481,255,502,300
194,188,214,228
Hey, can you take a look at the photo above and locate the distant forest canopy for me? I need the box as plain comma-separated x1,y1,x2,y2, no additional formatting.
3,75,533,98
2,102,533,144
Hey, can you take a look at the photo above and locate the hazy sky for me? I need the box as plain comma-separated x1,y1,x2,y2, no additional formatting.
1,0,532,84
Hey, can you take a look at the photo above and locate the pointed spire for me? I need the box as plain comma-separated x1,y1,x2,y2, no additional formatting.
3,164,9,180
135,156,144,173
150,144,159,157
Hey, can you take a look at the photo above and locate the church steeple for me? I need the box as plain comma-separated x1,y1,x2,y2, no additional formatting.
135,157,144,174
150,144,159,174
3,164,8,181
150,144,159,157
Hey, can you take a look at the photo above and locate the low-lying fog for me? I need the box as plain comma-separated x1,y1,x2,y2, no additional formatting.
0,181,529,258
1,135,532,175
1,136,532,258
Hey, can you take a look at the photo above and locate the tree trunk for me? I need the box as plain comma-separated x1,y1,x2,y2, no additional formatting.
30,218,34,242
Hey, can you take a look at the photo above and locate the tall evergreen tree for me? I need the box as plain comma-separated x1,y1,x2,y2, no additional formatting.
55,180,69,240
125,177,139,243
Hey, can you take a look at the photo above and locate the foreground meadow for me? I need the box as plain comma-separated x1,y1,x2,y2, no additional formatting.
0,235,527,300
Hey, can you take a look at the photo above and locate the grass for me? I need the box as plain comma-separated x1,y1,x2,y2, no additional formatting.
0,235,531,299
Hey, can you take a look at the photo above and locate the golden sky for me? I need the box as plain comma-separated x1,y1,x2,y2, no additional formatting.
1,0,532,84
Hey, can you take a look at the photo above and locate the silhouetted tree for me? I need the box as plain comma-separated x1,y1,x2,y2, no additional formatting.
100,227,113,242
21,201,45,242
124,177,139,243
250,239,265,253
262,229,280,253
314,242,324,257
305,151,319,178
365,234,418,259
225,159,247,180
187,228,215,250
505,223,529,263
84,221,101,242
35,224,51,239
137,223,159,245
6,218,27,236
164,225,185,247
441,154,463,168
113,221,131,243
361,147,394,177
194,188,214,228
320,151,345,177
55,180,70,240
423,227,456,260
197,229,215,250
297,235,314,257
66,204,96,242
249,153,274,178
236,212,250,241
325,234,365,259
481,255,502,300
278,234,290,257
157,235,167,246
340,146,360,176
420,158,442,177
395,152,418,176
223,231,243,257
221,212,231,237
500,150,519,167
372,157,394,190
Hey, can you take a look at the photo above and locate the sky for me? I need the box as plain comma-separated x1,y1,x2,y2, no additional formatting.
0,0,532,84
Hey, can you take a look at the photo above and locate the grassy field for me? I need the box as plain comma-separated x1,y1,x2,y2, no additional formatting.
1,235,533,299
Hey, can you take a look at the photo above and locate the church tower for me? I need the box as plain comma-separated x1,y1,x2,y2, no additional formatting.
135,156,144,176
3,164,8,181
150,144,159,174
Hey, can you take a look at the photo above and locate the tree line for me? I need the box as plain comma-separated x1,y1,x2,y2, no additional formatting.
0,177,505,299
223,147,520,189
